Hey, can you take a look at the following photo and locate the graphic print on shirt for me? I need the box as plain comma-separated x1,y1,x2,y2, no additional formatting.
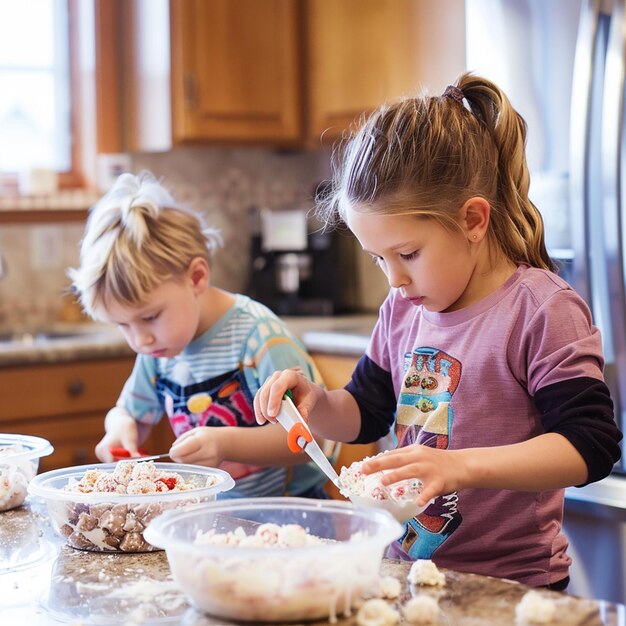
155,368,261,480
396,347,462,558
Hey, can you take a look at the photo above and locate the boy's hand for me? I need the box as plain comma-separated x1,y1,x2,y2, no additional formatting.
95,432,139,463
94,407,141,463
169,427,227,467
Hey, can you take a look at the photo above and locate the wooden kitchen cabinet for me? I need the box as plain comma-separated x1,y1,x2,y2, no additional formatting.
306,0,420,142
170,0,302,144
169,0,420,146
0,357,173,472
312,352,378,499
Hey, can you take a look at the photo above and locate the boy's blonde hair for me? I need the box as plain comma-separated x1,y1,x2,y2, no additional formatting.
316,72,554,271
69,171,223,320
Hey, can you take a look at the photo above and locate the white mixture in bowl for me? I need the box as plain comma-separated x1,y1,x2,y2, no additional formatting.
0,444,34,511
339,457,423,503
168,523,379,622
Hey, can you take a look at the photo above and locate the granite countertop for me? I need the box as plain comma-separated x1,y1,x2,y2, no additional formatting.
0,315,377,367
2,498,624,625
283,315,376,356
0,323,133,367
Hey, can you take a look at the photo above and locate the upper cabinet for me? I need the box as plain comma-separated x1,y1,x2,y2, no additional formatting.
305,0,420,144
170,0,302,144
169,0,422,147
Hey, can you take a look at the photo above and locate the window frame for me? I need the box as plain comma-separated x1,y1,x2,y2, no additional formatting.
66,0,124,188
0,0,124,196
0,0,82,189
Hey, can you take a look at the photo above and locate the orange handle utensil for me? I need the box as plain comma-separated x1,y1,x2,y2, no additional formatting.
109,446,149,459
286,421,312,454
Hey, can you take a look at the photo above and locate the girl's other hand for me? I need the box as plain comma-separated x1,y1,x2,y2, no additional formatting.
361,445,470,507
253,367,318,425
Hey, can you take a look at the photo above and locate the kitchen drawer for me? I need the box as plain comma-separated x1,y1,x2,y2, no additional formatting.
0,358,133,421
0,356,174,471
5,412,112,471
3,411,174,473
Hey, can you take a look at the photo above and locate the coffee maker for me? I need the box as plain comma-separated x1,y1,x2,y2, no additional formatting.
246,207,344,316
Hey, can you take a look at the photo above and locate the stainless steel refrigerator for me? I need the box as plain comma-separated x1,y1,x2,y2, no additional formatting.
466,0,626,604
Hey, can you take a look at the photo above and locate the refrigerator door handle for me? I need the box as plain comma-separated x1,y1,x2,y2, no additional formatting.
569,0,602,304
601,0,626,440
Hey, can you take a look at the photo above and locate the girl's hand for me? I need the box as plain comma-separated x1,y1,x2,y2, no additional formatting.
253,368,320,425
169,427,227,467
362,445,470,507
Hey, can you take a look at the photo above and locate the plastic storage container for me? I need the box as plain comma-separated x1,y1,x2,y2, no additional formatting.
0,433,53,512
144,497,404,622
28,462,234,552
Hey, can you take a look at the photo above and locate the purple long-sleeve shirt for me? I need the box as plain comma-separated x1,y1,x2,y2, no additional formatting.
346,265,621,587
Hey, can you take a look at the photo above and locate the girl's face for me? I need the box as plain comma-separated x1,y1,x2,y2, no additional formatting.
101,264,207,358
346,208,477,313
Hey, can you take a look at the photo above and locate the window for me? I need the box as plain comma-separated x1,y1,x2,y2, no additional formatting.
0,0,71,174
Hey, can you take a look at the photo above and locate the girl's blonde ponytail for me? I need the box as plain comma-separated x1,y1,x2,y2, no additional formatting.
317,72,556,272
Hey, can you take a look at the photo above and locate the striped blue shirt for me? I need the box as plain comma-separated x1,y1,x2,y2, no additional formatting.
117,294,327,498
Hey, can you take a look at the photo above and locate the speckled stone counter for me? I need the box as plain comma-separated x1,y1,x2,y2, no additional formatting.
0,315,377,367
284,315,376,356
2,498,624,625
0,323,132,367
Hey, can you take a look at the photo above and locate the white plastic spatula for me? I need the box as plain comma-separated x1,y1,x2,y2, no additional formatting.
275,392,342,490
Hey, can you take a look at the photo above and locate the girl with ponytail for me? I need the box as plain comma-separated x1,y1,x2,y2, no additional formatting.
255,74,622,589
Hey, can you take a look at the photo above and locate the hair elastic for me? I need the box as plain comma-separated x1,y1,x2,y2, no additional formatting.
443,85,465,104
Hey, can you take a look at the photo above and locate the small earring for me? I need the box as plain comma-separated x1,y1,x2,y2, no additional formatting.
472,235,478,240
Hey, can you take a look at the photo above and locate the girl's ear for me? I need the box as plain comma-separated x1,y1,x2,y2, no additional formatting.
461,196,490,242
188,257,210,293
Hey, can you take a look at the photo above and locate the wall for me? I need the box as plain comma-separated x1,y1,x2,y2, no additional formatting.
0,146,329,328
414,0,466,93
0,222,84,328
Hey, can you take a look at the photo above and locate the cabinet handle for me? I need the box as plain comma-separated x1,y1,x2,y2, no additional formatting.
67,379,85,397
74,448,89,464
185,73,197,110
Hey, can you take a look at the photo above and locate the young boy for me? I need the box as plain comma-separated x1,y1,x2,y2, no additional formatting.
69,170,330,499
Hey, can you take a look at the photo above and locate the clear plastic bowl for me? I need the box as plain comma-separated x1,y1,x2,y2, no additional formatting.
28,462,234,552
144,497,404,622
0,433,54,512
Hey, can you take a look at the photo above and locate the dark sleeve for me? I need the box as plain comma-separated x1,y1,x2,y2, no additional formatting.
344,354,396,444
533,377,622,485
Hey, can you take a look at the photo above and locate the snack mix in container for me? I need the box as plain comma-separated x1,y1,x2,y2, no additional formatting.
28,460,234,552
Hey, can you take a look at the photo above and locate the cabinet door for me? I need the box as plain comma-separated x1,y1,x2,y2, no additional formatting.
306,0,420,143
170,0,302,144
0,357,174,471
3,412,174,472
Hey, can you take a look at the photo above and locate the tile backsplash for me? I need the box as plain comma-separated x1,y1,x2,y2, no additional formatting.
0,146,329,328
